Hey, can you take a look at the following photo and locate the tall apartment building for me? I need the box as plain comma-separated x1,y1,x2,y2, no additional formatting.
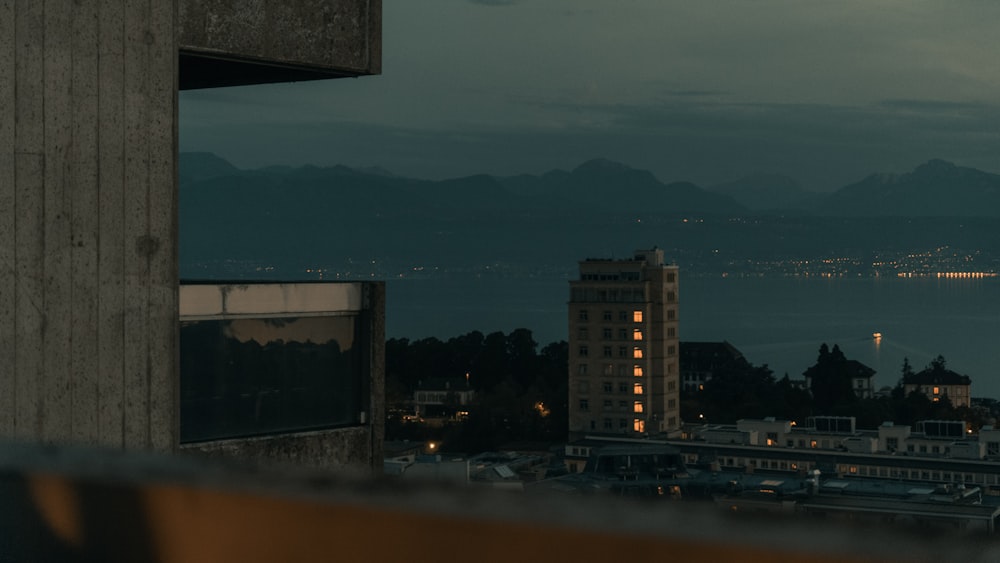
568,248,680,439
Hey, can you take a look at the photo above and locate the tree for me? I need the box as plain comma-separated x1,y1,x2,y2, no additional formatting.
805,343,860,413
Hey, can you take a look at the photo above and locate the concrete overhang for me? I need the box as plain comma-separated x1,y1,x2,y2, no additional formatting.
178,0,381,90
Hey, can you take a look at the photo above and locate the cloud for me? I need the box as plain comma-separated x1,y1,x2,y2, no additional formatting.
467,0,517,6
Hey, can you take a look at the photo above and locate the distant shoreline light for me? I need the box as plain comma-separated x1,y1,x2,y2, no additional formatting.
896,272,997,279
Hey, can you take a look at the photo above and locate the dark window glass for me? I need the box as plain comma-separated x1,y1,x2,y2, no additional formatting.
180,315,363,442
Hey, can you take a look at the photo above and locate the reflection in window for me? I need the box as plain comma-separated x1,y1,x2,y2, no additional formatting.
633,419,645,432
633,347,643,359
633,365,643,377
180,315,363,443
633,310,643,323
633,329,643,341
633,401,644,413
633,383,644,395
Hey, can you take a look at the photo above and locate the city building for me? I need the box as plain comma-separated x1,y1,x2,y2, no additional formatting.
568,248,680,439
412,377,476,420
904,364,973,408
1,0,382,470
679,341,746,392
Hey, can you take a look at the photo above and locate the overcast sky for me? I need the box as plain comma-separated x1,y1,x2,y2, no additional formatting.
180,0,1000,191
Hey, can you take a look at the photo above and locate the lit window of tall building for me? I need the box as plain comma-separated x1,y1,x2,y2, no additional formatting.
568,248,679,437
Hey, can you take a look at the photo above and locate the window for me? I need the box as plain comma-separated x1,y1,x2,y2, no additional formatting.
667,398,676,409
578,364,588,375
619,382,628,393
618,311,628,321
603,363,614,375
603,418,612,429
603,399,612,409
667,380,676,391
632,310,643,323
666,273,676,283
668,416,676,427
634,419,645,432
633,365,643,377
810,440,817,448
886,437,898,451
603,311,612,321
933,386,940,395
618,346,627,357
603,346,612,357
667,345,676,356
633,347,643,359
619,419,628,429
590,420,597,430
619,400,628,410
618,328,627,340
667,291,676,303
180,314,364,443
577,327,588,339
578,399,589,411
602,382,613,393
602,328,612,340
634,383,644,395
633,401,644,413
667,309,676,320
633,329,643,341
667,327,676,338
578,310,589,321
987,442,999,456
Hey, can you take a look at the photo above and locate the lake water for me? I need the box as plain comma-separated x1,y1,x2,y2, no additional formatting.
387,275,1000,399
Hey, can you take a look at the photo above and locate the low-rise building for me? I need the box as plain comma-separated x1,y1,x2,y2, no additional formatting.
679,341,746,392
904,364,972,407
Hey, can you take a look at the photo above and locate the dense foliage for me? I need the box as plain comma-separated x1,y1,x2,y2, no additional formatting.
385,329,567,452
682,344,990,429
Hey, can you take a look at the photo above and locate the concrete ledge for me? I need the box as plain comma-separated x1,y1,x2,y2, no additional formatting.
1,442,993,562
178,0,381,89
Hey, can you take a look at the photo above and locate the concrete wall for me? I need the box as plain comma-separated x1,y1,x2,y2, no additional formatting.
1,0,178,451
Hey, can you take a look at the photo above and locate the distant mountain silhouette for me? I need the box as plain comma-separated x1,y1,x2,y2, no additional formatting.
178,152,241,183
709,174,820,212
178,153,1000,279
822,159,1000,217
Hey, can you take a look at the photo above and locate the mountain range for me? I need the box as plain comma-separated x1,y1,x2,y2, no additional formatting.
182,153,1000,218
179,154,1000,277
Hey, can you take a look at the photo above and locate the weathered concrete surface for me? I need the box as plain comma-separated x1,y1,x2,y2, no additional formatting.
2,0,382,473
181,427,376,474
1,0,178,451
178,0,381,89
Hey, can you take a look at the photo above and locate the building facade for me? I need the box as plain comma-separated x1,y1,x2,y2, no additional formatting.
568,248,680,438
904,366,972,408
1,0,382,471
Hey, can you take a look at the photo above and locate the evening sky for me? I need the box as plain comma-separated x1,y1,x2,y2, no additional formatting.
180,0,1000,192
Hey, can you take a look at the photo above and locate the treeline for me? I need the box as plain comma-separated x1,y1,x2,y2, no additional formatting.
684,344,990,429
385,329,567,451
